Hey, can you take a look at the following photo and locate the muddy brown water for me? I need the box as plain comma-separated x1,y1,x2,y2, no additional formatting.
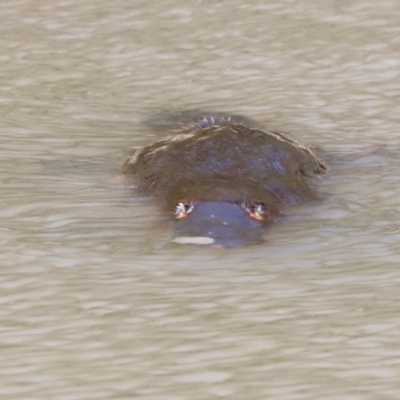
1,0,400,398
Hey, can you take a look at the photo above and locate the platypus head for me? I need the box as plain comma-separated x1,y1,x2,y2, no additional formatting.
164,180,279,248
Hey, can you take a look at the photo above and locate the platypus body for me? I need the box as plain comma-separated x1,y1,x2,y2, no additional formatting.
122,111,328,247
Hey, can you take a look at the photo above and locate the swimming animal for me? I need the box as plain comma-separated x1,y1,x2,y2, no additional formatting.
122,111,328,247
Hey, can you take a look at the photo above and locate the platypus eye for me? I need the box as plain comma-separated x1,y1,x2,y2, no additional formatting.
244,201,268,221
173,201,194,219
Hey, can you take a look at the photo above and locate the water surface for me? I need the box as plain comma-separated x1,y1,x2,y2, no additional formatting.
1,0,400,398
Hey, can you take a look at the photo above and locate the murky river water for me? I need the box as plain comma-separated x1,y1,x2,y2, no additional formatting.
1,0,400,398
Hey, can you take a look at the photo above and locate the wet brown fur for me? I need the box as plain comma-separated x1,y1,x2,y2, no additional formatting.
122,113,328,221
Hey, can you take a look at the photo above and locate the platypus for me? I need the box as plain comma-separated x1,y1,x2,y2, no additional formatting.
122,111,328,247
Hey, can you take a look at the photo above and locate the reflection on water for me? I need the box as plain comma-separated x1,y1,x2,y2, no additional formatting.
1,0,400,398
